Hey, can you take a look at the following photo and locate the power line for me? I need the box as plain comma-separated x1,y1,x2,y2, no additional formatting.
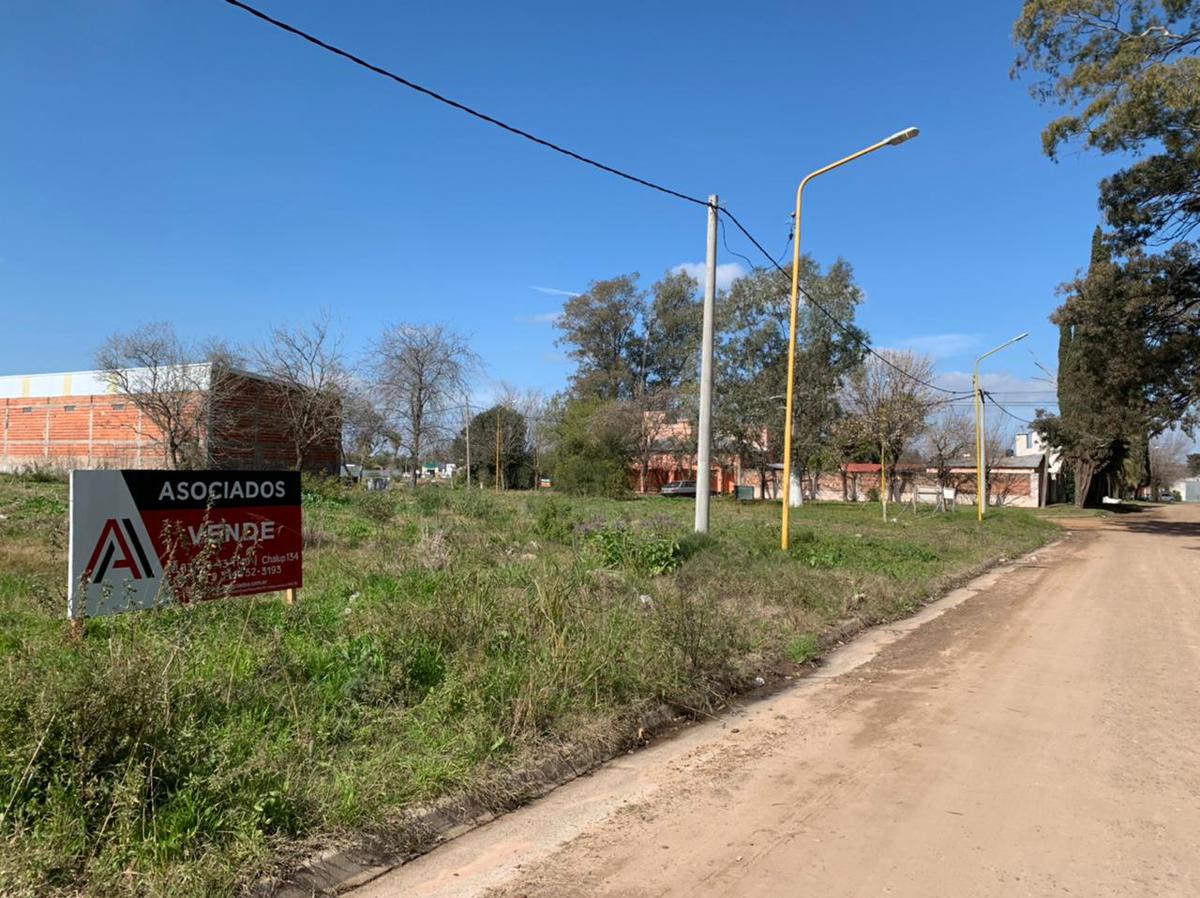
719,207,963,396
222,0,972,402
221,0,709,208
983,391,1040,425
718,215,761,273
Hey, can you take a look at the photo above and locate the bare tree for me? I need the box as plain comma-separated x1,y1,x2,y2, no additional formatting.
96,322,227,470
923,409,973,511
253,315,348,472
496,383,551,486
841,350,938,520
341,384,388,472
371,324,479,487
1149,430,1191,499
980,415,1020,508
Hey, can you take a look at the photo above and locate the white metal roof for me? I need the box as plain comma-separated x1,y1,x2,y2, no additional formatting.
0,364,214,399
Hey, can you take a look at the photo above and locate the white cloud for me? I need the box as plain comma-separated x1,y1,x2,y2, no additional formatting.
530,285,581,297
515,310,563,325
896,333,979,359
672,261,746,292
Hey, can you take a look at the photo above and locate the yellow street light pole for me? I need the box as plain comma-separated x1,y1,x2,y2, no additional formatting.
780,127,920,550
974,333,1028,521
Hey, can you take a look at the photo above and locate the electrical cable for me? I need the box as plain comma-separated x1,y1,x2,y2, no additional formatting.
221,0,710,208
718,215,761,274
982,391,1040,425
222,0,984,403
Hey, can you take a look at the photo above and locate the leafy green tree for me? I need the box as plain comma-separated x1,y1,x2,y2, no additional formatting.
1038,223,1200,504
1035,229,1145,504
631,269,701,490
545,398,637,497
1048,237,1129,504
1014,0,1200,244
642,269,702,390
557,275,643,401
452,405,533,489
556,270,703,491
1188,451,1200,474
715,259,866,499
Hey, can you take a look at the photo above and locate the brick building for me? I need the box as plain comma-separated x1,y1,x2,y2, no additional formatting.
732,438,1055,509
0,365,340,474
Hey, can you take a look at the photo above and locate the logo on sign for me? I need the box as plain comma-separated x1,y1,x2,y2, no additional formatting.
85,518,153,582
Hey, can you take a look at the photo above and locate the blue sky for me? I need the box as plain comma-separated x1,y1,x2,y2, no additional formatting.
1,1,1116,419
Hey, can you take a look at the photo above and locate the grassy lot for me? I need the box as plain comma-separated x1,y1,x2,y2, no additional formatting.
0,473,1058,896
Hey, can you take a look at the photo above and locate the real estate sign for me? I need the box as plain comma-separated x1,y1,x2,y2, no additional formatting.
68,470,302,619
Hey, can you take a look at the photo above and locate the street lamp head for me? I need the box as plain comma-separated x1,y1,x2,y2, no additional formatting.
1014,332,1029,342
885,127,920,146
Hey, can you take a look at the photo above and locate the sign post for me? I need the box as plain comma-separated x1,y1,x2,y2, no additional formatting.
68,470,302,619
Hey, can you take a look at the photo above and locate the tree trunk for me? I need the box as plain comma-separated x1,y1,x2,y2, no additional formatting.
1074,460,1097,508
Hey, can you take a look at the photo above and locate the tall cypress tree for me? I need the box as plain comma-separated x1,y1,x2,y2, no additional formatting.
1036,228,1134,506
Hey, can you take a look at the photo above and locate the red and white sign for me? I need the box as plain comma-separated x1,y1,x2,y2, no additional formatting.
68,470,302,619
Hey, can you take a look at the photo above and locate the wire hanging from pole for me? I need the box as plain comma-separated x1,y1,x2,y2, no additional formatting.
222,0,709,208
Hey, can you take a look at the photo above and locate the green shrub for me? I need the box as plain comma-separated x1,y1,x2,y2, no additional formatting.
355,490,397,525
413,487,445,516
584,523,682,575
531,497,579,542
784,633,821,663
546,398,634,498
450,488,498,520
301,473,348,509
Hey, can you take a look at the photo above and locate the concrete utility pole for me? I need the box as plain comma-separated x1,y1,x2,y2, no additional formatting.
695,195,719,534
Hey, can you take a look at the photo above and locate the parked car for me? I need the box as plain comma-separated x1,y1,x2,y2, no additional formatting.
660,480,697,497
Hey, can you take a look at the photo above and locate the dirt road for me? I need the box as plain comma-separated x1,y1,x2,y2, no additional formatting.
357,503,1200,898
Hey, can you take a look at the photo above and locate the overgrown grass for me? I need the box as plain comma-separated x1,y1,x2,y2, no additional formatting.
0,475,1058,896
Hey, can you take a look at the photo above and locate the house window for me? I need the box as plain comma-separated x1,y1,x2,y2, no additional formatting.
112,403,125,411
22,406,32,414
64,404,76,412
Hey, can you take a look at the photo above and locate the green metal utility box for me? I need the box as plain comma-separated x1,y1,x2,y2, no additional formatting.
735,485,755,502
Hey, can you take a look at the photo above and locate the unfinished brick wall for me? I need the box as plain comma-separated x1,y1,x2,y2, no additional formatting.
1,373,340,474
0,396,163,470
208,373,340,474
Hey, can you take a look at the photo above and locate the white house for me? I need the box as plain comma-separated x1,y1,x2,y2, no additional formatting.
1172,477,1200,502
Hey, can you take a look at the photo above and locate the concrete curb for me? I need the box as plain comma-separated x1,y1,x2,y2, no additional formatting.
262,537,1066,897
